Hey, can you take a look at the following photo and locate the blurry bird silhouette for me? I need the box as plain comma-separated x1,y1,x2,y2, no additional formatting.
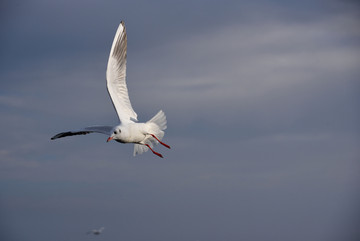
86,227,105,235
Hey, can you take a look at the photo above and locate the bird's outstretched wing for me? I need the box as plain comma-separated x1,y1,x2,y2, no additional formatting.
51,126,113,140
106,21,138,124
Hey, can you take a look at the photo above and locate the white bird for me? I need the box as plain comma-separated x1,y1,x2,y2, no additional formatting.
51,21,170,158
86,227,105,235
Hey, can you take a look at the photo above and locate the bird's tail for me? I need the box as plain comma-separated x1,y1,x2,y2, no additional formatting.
133,110,167,156
148,109,167,132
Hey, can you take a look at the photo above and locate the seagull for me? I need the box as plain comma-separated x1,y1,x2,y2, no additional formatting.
86,227,105,235
51,21,170,158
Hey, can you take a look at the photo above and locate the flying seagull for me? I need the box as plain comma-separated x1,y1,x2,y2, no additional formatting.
51,21,170,158
86,227,105,235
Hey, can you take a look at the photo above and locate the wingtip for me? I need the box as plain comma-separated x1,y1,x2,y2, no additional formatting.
50,133,62,140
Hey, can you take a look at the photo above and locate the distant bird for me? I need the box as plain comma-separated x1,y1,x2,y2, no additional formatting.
51,21,170,158
87,227,105,235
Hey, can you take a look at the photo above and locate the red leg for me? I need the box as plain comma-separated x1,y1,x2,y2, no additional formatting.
145,144,163,158
150,134,171,149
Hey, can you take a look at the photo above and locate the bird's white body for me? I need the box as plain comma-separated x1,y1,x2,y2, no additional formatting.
51,21,170,157
109,110,168,156
113,123,158,143
114,123,148,143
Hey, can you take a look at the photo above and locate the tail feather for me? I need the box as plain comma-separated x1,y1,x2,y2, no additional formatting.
148,109,167,131
133,143,148,156
133,110,167,156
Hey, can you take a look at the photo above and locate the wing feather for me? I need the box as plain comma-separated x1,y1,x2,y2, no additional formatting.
106,21,137,124
51,126,113,140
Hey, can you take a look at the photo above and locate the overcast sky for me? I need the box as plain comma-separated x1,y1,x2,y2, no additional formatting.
1,0,359,241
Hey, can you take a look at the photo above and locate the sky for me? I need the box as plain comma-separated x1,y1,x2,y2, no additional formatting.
1,0,360,240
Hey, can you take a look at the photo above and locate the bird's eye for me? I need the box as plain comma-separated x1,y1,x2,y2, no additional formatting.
114,131,117,134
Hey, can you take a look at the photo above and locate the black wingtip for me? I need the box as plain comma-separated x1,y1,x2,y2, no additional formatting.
50,134,59,140
50,131,91,140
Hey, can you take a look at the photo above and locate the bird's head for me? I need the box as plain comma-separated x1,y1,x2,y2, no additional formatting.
107,126,121,142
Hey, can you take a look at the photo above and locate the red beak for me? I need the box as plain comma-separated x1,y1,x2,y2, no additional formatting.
107,137,113,142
